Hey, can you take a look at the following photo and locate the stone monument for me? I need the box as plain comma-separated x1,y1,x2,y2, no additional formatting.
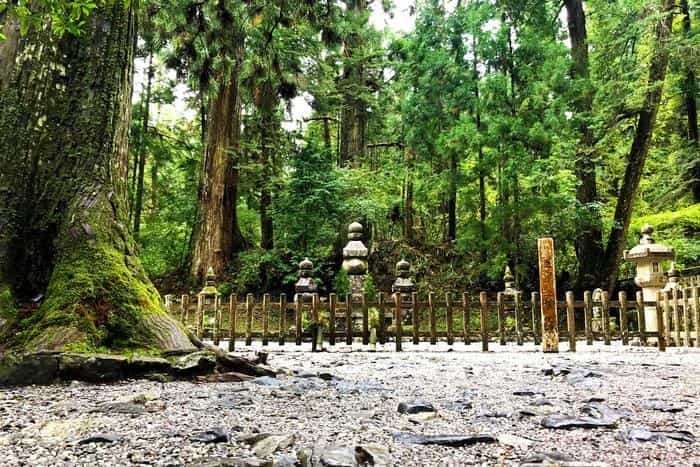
623,224,674,341
342,222,369,302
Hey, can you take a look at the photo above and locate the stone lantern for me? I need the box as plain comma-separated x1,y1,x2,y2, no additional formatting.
623,224,674,339
342,222,369,301
392,259,415,325
295,257,317,298
662,262,680,293
502,266,517,296
197,266,221,340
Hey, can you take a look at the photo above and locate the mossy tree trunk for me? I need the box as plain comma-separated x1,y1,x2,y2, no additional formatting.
0,4,192,352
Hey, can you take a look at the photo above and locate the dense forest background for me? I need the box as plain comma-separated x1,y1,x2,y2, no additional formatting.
2,0,699,303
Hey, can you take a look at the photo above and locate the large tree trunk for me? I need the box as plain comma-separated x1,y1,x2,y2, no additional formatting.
133,52,154,239
602,0,675,293
0,7,19,90
564,0,605,289
339,0,367,167
681,0,700,201
447,151,457,242
0,5,192,352
404,148,415,243
190,65,247,281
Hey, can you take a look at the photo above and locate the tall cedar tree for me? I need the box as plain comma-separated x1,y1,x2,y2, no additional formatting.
602,0,676,293
0,4,192,351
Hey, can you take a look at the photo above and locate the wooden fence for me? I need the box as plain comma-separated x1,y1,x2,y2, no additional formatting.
164,286,700,352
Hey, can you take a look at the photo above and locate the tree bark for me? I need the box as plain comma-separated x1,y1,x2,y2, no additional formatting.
133,52,154,239
404,148,415,243
447,151,457,242
564,0,605,289
0,5,192,352
680,0,700,201
602,0,675,293
190,64,248,280
339,0,367,167
0,7,19,91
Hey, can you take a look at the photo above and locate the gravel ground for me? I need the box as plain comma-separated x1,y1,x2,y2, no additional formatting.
0,341,698,466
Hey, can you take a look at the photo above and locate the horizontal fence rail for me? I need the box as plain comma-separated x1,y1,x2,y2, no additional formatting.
164,286,700,352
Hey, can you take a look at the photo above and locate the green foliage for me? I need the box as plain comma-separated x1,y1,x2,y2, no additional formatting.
363,274,378,301
333,269,350,297
4,0,107,37
632,204,700,267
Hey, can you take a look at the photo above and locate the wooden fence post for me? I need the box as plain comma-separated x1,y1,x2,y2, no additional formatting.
682,288,691,347
345,293,353,345
278,294,286,346
329,293,337,346
601,291,611,345
394,293,403,352
618,291,629,346
537,238,558,352
672,288,681,346
446,292,454,346
583,290,593,345
636,291,646,345
480,292,489,352
411,292,419,345
228,294,237,352
195,294,203,338
462,292,471,345
295,294,303,346
515,291,524,346
531,292,540,346
181,294,188,324
262,293,270,346
496,292,506,345
246,294,254,346
694,287,700,347
428,292,437,345
566,291,576,352
656,291,666,351
362,294,369,345
312,293,320,352
663,291,671,346
377,292,385,345
213,294,221,346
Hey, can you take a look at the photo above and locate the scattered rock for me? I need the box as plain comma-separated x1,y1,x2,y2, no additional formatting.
580,403,631,423
252,376,283,388
192,427,229,443
393,432,497,447
397,400,435,414
191,457,272,467
172,351,217,376
356,444,392,466
617,428,695,444
316,445,357,466
497,434,535,450
541,414,617,429
239,433,295,457
78,433,122,444
408,411,440,424
642,399,684,413
513,387,544,397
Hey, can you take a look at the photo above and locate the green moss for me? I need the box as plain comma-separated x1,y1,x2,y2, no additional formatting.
0,285,16,321
20,242,173,352
632,204,700,267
